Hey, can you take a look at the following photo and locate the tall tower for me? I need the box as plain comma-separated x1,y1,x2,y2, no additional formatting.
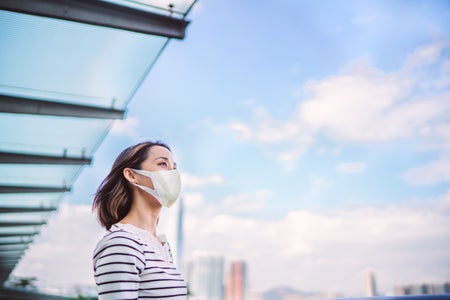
176,197,184,274
365,268,377,297
226,261,247,300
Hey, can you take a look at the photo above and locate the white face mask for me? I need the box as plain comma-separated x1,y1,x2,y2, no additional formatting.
131,168,181,208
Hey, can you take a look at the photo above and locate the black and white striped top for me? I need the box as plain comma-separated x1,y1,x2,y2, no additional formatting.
93,223,187,300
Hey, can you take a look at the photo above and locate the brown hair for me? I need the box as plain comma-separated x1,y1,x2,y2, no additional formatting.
92,141,171,229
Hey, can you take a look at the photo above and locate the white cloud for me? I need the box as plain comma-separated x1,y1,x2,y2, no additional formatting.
403,42,446,70
336,161,367,173
110,117,140,138
404,155,450,185
12,204,104,294
181,172,224,188
228,121,253,141
184,194,450,295
11,195,450,297
436,189,450,213
221,190,272,213
308,175,334,198
295,56,450,144
227,41,450,165
183,192,205,208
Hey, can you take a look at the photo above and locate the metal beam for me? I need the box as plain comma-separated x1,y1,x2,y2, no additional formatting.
0,262,18,267
0,261,21,265
0,221,46,227
0,245,29,252
0,185,70,194
0,237,33,244
0,258,22,263
0,257,21,262
0,151,91,165
0,250,25,256
0,241,32,246
0,206,57,213
0,232,39,238
0,94,125,119
0,254,21,259
0,0,189,39
0,259,21,263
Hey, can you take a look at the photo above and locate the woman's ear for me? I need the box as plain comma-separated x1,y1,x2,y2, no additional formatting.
123,168,137,184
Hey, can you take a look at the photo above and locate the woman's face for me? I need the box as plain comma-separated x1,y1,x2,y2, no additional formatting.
132,145,177,191
140,145,177,172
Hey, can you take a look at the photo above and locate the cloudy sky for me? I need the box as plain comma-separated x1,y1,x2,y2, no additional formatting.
13,0,450,297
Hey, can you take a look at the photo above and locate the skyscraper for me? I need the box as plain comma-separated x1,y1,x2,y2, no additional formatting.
176,197,184,274
225,261,247,300
188,253,225,300
365,268,377,297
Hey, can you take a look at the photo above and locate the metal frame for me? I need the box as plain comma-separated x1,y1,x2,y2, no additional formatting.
0,95,125,119
0,222,46,227
0,232,39,238
0,151,91,165
0,241,32,246
0,0,190,39
0,207,57,213
0,185,70,194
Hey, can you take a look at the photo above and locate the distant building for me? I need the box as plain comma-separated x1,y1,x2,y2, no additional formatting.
225,261,247,300
176,197,184,274
188,253,225,300
394,282,450,295
365,268,377,297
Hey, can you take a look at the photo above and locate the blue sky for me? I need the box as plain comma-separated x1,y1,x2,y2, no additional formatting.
13,0,450,297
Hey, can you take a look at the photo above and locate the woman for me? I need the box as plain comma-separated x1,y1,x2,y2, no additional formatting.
92,141,187,299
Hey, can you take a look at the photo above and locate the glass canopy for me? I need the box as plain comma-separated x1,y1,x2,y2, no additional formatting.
0,0,196,286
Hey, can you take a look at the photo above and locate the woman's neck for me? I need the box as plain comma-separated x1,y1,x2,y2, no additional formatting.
120,197,161,237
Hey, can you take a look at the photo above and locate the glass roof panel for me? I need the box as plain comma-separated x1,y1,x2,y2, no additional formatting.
105,0,196,18
0,194,62,208
0,10,168,109
0,244,28,251
0,226,40,235
0,236,34,243
0,164,80,186
0,0,196,286
0,212,51,223
0,114,112,156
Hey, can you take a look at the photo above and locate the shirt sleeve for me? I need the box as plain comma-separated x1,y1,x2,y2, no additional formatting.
93,232,145,300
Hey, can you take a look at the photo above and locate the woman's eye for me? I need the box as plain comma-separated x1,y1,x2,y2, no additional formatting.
159,162,168,168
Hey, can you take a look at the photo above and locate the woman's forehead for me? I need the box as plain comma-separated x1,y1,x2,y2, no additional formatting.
148,145,173,159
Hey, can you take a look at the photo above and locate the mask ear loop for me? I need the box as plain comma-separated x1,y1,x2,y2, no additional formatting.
131,169,162,203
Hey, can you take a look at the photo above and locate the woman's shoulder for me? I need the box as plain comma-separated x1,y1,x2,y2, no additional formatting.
94,224,145,252
93,224,147,270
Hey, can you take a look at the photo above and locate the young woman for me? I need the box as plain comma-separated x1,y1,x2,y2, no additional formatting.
92,141,187,299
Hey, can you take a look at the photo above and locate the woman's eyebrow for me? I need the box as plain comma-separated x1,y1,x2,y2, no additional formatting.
154,156,177,168
154,157,176,167
154,156,169,161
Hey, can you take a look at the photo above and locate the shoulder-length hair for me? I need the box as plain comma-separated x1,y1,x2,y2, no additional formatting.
92,141,171,229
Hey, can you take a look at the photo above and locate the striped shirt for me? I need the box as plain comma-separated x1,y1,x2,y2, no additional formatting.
93,223,187,300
